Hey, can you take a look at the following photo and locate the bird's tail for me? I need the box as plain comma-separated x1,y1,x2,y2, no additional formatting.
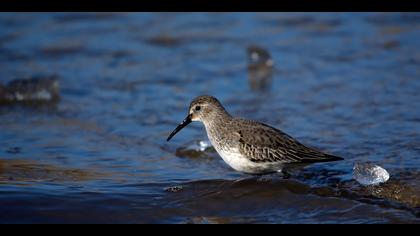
322,154,344,162
301,153,344,163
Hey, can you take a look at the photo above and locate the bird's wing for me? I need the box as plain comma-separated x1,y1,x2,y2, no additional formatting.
234,119,343,163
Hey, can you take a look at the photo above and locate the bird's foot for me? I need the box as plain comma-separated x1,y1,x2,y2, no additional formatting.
278,170,291,179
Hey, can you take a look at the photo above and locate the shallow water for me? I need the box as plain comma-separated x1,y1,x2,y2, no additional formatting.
1,13,420,223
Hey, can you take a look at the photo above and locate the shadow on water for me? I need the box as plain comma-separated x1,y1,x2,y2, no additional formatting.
163,177,420,223
1,172,419,223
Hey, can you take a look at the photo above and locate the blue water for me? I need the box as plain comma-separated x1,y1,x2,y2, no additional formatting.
1,13,420,223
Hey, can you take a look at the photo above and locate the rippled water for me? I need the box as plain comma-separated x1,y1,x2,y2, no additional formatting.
1,13,420,223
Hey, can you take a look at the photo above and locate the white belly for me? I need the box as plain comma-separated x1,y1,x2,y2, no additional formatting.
205,127,284,174
216,147,284,174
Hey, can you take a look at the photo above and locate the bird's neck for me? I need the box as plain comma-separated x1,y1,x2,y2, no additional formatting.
202,109,233,133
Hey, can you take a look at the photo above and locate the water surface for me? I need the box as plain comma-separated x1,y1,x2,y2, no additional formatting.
1,13,420,223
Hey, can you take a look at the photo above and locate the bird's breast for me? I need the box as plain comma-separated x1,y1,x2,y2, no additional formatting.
216,146,252,171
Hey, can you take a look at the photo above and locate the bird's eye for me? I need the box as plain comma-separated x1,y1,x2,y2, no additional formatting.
195,106,201,111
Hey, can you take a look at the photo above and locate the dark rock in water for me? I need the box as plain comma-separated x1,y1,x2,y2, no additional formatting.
327,169,420,209
294,167,420,210
0,75,60,104
362,170,420,208
165,185,183,193
247,45,274,92
175,140,215,159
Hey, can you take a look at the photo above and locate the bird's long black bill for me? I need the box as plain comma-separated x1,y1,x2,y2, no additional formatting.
166,114,192,141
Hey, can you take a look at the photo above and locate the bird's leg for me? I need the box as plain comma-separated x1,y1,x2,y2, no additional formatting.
277,170,291,179
233,175,258,183
256,174,274,182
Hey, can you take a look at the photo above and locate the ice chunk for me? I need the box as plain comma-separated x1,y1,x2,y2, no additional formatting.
183,140,212,152
197,140,212,151
353,162,390,186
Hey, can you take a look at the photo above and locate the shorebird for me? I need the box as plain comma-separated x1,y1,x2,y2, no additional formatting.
247,45,274,92
167,95,343,175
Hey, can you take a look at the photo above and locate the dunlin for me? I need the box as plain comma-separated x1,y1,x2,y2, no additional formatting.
247,45,274,92
167,96,343,175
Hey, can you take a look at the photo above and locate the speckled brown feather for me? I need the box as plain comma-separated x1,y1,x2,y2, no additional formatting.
170,95,343,174
190,96,343,165
231,119,343,164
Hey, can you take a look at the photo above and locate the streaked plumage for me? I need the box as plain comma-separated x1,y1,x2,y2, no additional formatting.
167,95,343,175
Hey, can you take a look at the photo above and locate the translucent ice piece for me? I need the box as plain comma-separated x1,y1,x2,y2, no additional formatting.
176,140,213,157
195,140,212,152
353,162,390,186
181,140,212,152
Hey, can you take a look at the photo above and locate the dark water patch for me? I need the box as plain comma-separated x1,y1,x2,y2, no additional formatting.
52,13,125,23
261,15,315,27
161,178,420,223
260,14,342,33
142,32,242,49
0,33,20,45
0,159,106,183
37,43,109,59
5,147,21,154
39,44,86,58
0,48,30,62
382,40,401,50
366,13,420,26
111,50,132,60
146,35,184,47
